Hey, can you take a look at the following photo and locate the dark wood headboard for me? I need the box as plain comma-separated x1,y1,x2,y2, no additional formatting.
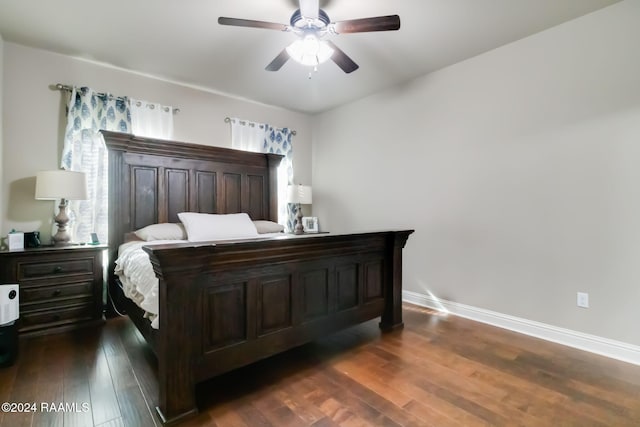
103,131,283,286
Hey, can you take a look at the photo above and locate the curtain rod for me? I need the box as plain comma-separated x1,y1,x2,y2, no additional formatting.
55,83,180,114
224,116,296,136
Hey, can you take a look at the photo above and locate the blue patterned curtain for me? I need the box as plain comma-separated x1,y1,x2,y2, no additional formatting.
61,87,131,243
263,125,296,231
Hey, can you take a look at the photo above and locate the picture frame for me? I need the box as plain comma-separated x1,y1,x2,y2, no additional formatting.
90,233,100,245
302,216,319,233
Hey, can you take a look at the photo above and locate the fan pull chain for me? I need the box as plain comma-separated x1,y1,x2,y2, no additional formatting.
308,65,319,80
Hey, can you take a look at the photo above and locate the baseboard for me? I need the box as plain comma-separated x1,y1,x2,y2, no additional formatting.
403,290,640,366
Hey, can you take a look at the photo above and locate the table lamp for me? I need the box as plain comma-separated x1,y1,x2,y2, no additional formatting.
287,184,312,235
35,170,88,245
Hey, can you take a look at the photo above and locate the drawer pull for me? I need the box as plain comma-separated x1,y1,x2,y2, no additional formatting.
53,266,63,273
52,289,62,297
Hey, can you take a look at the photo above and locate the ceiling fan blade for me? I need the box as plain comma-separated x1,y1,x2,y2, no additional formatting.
326,41,359,73
333,15,400,34
299,0,319,19
265,49,290,71
218,17,288,31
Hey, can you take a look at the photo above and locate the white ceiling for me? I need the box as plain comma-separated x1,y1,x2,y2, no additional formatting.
0,0,621,113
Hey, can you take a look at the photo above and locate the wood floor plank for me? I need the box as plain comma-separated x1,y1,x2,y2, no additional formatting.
455,345,627,425
317,395,369,426
208,402,253,427
352,348,492,425
365,348,498,426
382,328,571,407
249,388,312,427
274,383,330,425
332,355,414,408
61,333,95,427
113,384,158,427
117,317,159,408
319,367,428,427
1,337,47,427
300,379,375,424
95,417,126,427
375,336,535,420
401,399,471,427
0,340,19,427
88,343,121,425
405,316,630,425
102,324,157,427
31,336,65,427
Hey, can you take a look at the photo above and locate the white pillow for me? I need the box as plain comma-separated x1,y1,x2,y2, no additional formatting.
252,220,285,234
178,212,259,242
135,223,187,241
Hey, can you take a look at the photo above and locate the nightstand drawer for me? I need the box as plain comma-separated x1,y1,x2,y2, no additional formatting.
17,258,94,280
20,303,96,331
20,281,94,304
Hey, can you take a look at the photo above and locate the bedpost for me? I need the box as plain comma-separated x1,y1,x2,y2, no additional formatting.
105,135,129,317
380,230,414,331
145,247,199,425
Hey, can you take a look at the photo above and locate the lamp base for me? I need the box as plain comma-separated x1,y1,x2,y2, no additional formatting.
52,231,72,246
52,198,72,246
294,203,304,235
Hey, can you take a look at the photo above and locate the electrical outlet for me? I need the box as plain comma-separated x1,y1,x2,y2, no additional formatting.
577,292,589,308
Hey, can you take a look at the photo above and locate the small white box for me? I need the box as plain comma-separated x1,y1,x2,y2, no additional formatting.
0,284,19,325
8,232,24,251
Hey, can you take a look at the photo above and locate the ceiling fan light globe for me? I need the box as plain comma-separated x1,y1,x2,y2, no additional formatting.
316,41,334,64
286,36,334,67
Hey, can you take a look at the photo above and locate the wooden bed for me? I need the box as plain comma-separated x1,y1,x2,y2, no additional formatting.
103,131,413,425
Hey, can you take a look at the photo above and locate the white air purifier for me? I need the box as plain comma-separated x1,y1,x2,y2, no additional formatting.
0,284,19,326
0,284,19,367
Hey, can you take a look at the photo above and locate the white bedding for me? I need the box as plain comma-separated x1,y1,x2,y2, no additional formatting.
114,234,284,329
114,240,179,329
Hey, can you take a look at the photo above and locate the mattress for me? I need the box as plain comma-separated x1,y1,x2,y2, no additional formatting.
114,234,284,329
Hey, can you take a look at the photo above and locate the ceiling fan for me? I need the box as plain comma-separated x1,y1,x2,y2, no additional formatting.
218,0,400,74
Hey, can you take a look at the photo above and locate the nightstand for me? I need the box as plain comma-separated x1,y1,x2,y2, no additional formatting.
0,245,107,336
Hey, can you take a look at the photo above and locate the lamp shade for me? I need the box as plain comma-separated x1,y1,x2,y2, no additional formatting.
35,170,88,200
287,185,312,204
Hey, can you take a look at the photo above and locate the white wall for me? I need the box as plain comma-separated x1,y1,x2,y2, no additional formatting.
1,42,312,243
312,0,640,346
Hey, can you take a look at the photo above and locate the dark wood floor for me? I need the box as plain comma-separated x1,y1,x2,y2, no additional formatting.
1,304,639,426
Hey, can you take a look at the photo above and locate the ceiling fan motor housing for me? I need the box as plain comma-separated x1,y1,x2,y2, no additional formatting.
290,9,330,29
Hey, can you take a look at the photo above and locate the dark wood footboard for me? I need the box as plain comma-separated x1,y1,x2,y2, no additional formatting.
144,230,413,424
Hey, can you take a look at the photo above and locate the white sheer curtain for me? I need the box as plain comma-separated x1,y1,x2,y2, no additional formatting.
130,98,174,139
230,118,295,230
229,118,265,152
